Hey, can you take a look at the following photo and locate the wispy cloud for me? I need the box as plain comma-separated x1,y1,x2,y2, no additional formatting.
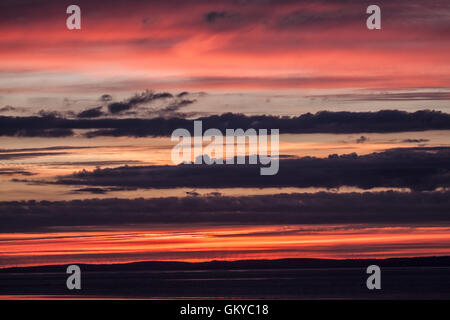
308,91,450,102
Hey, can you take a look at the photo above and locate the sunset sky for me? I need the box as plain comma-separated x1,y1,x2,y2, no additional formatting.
0,0,449,268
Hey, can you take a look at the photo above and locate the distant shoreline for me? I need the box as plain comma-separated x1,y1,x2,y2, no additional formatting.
2,256,450,273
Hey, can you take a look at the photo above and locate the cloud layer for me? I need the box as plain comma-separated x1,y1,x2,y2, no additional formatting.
49,147,450,191
0,109,449,137
1,191,449,232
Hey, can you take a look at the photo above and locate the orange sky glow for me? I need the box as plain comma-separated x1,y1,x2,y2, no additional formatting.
2,225,450,268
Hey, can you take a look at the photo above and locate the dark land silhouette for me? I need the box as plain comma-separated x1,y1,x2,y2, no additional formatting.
1,256,450,299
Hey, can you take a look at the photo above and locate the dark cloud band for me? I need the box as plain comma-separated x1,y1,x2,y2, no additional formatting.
52,147,450,191
0,109,449,137
0,191,449,232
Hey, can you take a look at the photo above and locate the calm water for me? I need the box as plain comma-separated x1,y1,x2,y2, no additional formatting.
1,267,450,299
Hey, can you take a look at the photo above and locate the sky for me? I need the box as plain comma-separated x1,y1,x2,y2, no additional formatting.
0,0,449,268
1,0,450,114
